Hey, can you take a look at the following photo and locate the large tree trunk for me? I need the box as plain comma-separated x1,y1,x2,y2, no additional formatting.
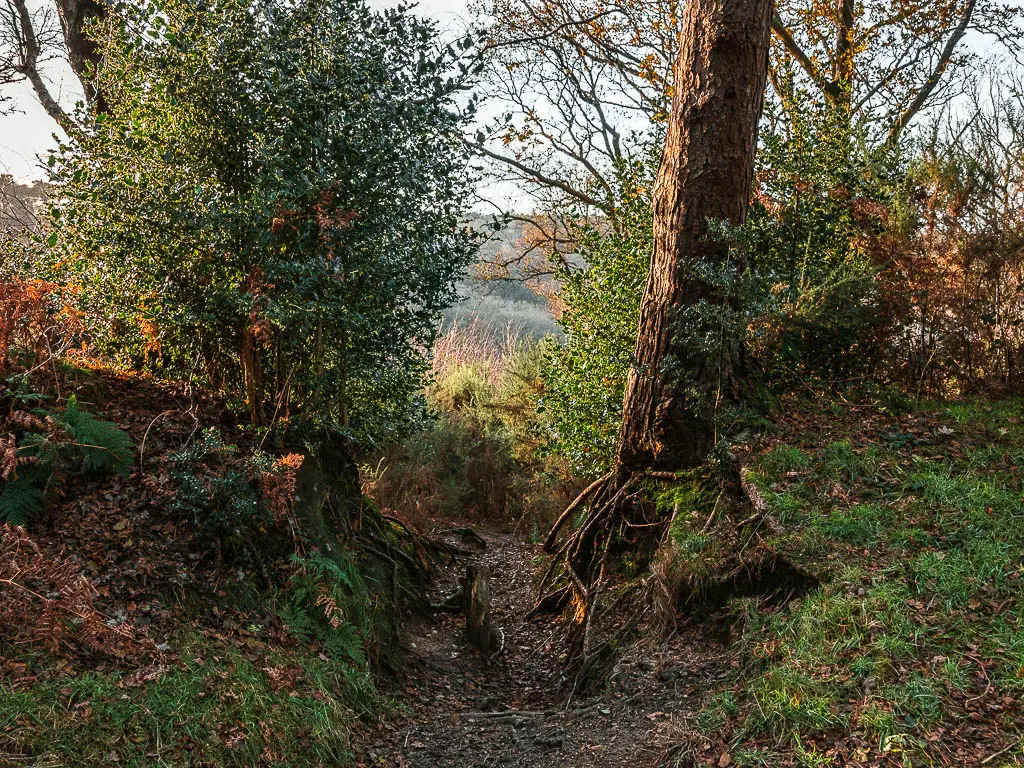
617,0,773,472
537,0,776,640
54,0,107,113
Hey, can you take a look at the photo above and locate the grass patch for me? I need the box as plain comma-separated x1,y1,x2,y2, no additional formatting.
684,398,1024,763
0,632,372,767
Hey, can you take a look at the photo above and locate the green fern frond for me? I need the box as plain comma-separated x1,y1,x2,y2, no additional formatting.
59,396,134,476
0,477,44,527
324,622,366,666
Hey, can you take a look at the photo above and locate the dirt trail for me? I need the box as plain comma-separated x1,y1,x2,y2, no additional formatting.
359,529,729,768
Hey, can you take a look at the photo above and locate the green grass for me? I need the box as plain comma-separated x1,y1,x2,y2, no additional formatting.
757,445,811,479
680,398,1024,764
0,633,373,767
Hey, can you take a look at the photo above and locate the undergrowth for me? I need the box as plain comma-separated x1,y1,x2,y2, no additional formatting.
0,384,133,526
0,368,402,767
363,318,578,533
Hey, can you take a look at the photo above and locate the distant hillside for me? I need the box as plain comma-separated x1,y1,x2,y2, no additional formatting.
445,217,560,339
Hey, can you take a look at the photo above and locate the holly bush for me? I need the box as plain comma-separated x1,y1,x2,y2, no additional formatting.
541,159,654,478
47,0,478,446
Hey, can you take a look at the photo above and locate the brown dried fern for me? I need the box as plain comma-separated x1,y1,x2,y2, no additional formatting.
0,524,152,658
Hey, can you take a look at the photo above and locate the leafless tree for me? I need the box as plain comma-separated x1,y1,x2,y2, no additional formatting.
0,0,74,130
0,0,109,135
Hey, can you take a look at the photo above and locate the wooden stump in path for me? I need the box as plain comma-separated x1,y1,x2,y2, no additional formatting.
465,564,499,653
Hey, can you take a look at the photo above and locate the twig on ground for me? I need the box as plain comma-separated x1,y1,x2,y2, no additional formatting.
458,710,550,720
981,735,1024,764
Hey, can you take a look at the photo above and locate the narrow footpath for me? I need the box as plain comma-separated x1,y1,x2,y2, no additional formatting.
359,529,730,768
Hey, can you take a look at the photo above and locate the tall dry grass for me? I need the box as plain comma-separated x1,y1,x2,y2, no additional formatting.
429,316,523,387
362,315,580,534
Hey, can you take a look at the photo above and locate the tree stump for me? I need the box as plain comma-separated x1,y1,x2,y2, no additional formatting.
465,564,498,653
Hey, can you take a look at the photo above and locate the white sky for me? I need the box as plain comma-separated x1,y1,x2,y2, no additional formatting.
0,0,473,181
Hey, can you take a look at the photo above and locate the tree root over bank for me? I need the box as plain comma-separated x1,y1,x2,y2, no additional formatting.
532,468,680,694
533,457,785,694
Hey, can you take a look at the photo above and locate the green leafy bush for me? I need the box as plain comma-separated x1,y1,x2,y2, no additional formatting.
364,325,575,530
541,159,654,478
47,0,477,444
744,103,895,383
60,396,134,475
540,106,900,476
279,552,375,674
168,428,284,562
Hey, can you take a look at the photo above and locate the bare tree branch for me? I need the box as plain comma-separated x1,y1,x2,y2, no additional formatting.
11,0,79,137
465,137,606,208
886,0,977,145
770,13,840,101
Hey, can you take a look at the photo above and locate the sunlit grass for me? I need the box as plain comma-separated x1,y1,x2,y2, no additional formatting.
685,398,1024,764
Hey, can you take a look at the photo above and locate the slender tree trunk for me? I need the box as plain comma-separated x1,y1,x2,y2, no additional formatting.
617,0,773,472
832,0,855,120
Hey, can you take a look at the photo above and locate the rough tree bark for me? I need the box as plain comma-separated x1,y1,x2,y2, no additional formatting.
538,0,775,643
465,564,500,653
616,0,774,473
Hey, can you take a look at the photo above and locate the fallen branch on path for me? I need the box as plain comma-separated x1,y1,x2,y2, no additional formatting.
458,710,551,721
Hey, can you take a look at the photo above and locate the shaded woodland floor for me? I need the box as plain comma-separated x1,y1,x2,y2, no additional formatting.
359,528,730,768
5,366,1024,767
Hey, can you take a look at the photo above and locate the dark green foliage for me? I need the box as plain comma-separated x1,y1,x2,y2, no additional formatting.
541,106,900,475
47,0,477,444
743,104,896,383
0,477,43,527
61,396,134,475
168,428,274,559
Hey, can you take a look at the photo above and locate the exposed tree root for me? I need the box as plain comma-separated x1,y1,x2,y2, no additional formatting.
542,472,612,554
535,455,772,689
533,468,676,687
535,469,674,618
